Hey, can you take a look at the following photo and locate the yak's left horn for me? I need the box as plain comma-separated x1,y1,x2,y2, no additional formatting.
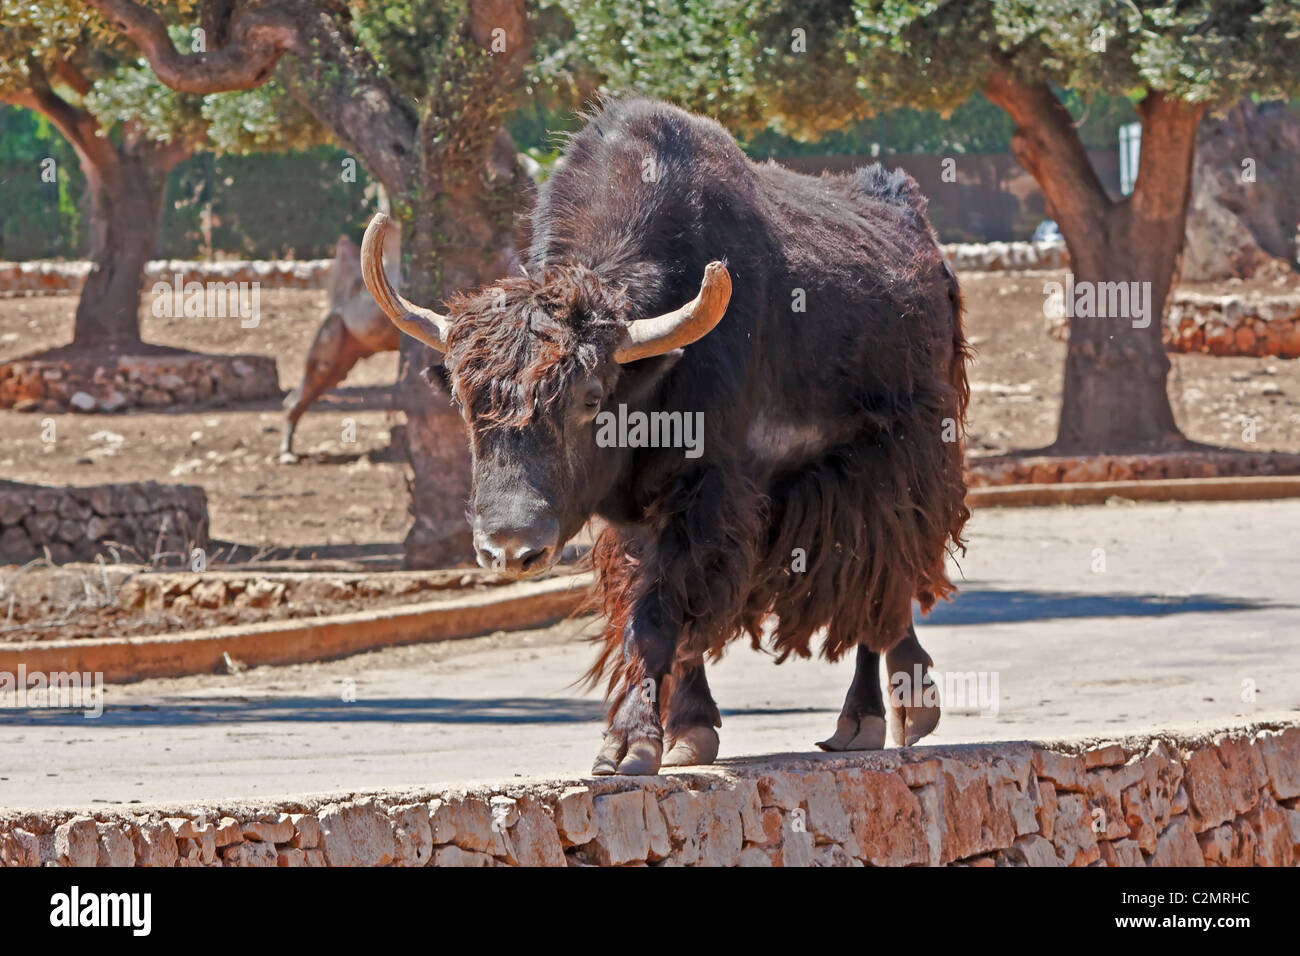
614,261,732,363
361,213,449,353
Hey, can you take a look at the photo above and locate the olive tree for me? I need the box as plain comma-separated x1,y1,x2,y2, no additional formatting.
556,0,1300,453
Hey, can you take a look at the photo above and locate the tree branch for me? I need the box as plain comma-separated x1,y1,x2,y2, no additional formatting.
2,60,116,172
83,0,300,92
983,70,1114,245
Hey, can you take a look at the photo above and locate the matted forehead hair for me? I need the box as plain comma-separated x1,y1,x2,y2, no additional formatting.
442,263,629,430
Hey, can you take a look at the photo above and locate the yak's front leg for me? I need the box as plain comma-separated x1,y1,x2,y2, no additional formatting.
591,600,674,776
885,623,941,747
817,644,887,751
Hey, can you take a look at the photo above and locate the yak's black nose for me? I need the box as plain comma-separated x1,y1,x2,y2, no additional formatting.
475,519,559,575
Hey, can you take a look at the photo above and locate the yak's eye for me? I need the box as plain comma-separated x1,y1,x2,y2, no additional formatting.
581,385,602,411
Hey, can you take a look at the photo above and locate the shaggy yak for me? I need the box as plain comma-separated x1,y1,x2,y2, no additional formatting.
361,99,970,775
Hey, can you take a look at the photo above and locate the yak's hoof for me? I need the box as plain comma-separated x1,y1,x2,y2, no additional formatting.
663,726,720,767
816,713,886,752
889,689,941,747
591,733,663,776
278,451,299,465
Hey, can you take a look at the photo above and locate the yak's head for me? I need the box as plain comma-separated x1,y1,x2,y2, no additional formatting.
361,214,731,576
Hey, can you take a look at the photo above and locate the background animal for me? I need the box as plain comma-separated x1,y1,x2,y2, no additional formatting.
279,226,401,463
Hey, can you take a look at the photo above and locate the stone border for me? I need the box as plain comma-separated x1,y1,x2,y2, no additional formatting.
967,474,1300,508
967,451,1300,487
0,260,331,298
943,240,1068,273
0,352,281,413
2,721,1294,866
1165,292,1300,357
0,243,1063,300
0,480,208,565
0,573,592,684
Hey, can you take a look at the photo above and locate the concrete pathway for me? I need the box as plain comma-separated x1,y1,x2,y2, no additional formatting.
2,498,1296,808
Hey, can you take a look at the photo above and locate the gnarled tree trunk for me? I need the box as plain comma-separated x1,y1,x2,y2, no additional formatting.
986,77,1204,454
74,142,184,347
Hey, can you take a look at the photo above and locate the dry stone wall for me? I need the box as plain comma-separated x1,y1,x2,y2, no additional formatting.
967,451,1300,487
0,260,332,297
2,722,1295,867
0,480,208,565
1165,292,1300,358
0,353,280,413
0,243,1067,301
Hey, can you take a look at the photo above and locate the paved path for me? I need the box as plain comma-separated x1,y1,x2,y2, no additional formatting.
3,499,1297,809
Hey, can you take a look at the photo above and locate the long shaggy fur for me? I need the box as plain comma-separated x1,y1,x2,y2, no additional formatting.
449,99,971,711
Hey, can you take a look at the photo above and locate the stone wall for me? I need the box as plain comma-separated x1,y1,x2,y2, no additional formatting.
967,451,1300,487
0,480,208,565
943,240,1068,273
1165,292,1300,358
0,244,1067,301
0,260,332,297
0,353,280,413
2,722,1294,867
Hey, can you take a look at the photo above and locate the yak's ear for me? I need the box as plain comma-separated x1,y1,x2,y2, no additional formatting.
613,349,683,403
421,364,450,390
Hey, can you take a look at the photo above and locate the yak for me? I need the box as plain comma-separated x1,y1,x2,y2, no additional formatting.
361,98,970,776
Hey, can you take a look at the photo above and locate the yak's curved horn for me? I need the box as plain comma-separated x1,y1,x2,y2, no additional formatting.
615,261,732,363
361,213,449,353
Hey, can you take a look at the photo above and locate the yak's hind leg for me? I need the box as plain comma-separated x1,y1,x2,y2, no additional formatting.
817,644,887,751
662,662,721,767
885,623,941,746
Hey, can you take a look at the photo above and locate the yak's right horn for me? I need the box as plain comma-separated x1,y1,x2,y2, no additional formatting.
361,213,449,353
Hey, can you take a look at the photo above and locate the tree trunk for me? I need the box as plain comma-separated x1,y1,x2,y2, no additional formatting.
986,76,1204,454
72,145,176,348
398,128,531,568
1051,238,1181,452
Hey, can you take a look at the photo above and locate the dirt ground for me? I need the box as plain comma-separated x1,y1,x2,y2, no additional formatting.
0,565,529,642
2,271,1299,558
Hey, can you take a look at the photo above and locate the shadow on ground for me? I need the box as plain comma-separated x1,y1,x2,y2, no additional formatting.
924,586,1281,626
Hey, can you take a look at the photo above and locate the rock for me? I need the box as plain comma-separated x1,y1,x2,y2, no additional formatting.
1183,98,1300,281
1004,834,1061,867
756,771,804,810
430,793,503,854
241,815,294,844
1097,838,1144,867
498,796,564,867
96,824,136,867
552,787,597,847
1257,728,1300,800
801,771,851,845
213,817,242,847
391,804,434,866
586,790,651,866
222,841,278,867
1147,816,1204,867
289,813,321,849
1244,792,1294,866
0,827,40,867
838,768,928,866
1033,749,1087,791
1184,734,1267,832
55,816,101,867
132,822,179,867
318,799,396,867
432,844,495,867
69,391,97,412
